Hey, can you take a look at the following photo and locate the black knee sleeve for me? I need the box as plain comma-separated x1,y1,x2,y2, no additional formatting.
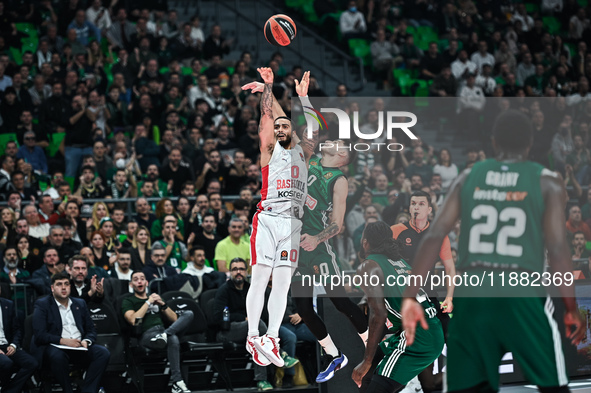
366,375,404,393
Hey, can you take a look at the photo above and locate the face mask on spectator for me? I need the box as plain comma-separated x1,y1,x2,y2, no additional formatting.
349,7,357,12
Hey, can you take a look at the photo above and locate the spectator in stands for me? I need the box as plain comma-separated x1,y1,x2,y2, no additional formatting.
512,4,534,32
0,284,38,393
430,65,457,97
213,217,250,273
516,52,535,86
419,42,445,81
571,231,591,260
340,0,367,41
203,24,232,60
183,246,214,277
111,247,133,280
475,64,496,96
195,149,228,191
470,41,495,74
151,198,185,240
162,9,180,40
31,247,63,293
107,8,135,50
0,87,23,134
86,0,111,31
75,165,106,199
371,28,402,86
123,269,193,393
451,49,478,82
143,242,178,282
12,74,34,113
457,73,486,141
31,271,110,393
433,149,458,191
405,147,433,185
346,187,373,232
66,254,104,304
567,134,591,184
566,76,591,106
157,216,188,271
0,63,12,92
135,198,156,231
524,64,546,97
58,217,83,252
552,116,575,174
0,246,30,284
16,131,48,174
64,95,95,178
569,8,590,40
567,205,591,240
24,205,50,241
160,148,193,197
90,230,115,272
213,257,272,390
47,225,77,263
131,226,151,272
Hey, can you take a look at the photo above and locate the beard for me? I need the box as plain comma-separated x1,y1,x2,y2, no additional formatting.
6,260,18,269
278,134,292,148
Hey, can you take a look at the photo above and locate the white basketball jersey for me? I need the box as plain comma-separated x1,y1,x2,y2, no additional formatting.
257,141,307,218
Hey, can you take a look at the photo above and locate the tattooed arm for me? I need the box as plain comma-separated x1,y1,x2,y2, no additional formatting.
300,176,348,251
258,67,276,167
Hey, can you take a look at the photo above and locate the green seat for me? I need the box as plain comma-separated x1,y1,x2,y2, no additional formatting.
181,67,192,75
0,134,17,155
525,3,539,12
64,176,75,190
48,132,65,157
159,67,169,74
413,79,429,97
396,74,413,96
542,16,561,35
15,23,38,38
393,68,412,80
9,47,22,65
227,67,235,75
348,39,372,66
301,1,318,23
153,125,161,146
20,37,38,54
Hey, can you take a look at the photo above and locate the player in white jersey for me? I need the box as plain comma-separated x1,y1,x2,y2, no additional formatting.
243,67,318,367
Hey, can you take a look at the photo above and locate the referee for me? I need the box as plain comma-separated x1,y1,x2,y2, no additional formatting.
391,190,455,392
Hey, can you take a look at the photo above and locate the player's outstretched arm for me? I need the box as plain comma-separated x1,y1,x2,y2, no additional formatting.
295,71,319,161
401,169,468,345
301,176,348,252
352,259,387,388
542,171,585,345
258,67,276,165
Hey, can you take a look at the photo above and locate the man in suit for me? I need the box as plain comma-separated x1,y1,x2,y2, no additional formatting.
66,254,104,304
32,271,110,393
0,286,38,393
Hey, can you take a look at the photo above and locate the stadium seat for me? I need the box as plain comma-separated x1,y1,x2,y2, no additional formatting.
0,133,17,155
161,290,193,302
15,23,38,39
542,16,561,35
198,288,217,307
89,301,127,372
348,39,372,66
48,132,65,157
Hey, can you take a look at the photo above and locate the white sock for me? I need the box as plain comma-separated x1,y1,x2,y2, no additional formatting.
318,334,339,357
246,264,273,338
359,329,369,347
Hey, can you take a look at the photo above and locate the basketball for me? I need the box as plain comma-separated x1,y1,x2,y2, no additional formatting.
264,14,296,47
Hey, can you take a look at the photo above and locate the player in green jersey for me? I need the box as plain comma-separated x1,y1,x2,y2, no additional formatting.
291,140,369,383
352,221,444,393
401,110,585,393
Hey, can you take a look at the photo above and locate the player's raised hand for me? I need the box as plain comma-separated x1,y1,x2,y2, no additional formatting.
257,67,274,84
564,309,585,345
295,71,310,97
401,297,428,346
241,81,264,93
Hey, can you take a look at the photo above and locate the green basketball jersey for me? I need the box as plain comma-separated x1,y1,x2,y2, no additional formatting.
302,156,345,235
458,159,545,273
158,240,186,270
367,253,439,332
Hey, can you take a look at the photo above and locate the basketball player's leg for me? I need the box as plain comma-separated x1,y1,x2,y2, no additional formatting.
325,283,368,340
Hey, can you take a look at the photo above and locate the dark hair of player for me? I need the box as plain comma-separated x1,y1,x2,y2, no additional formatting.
492,109,533,153
360,221,404,261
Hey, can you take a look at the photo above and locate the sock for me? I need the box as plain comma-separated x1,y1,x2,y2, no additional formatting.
359,329,369,347
318,334,339,357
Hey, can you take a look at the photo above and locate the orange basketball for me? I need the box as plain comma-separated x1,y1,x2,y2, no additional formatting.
264,14,297,47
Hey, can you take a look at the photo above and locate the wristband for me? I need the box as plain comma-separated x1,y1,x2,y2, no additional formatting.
145,300,151,306
160,303,169,311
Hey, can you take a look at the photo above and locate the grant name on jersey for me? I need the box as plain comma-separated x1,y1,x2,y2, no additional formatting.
485,171,519,187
